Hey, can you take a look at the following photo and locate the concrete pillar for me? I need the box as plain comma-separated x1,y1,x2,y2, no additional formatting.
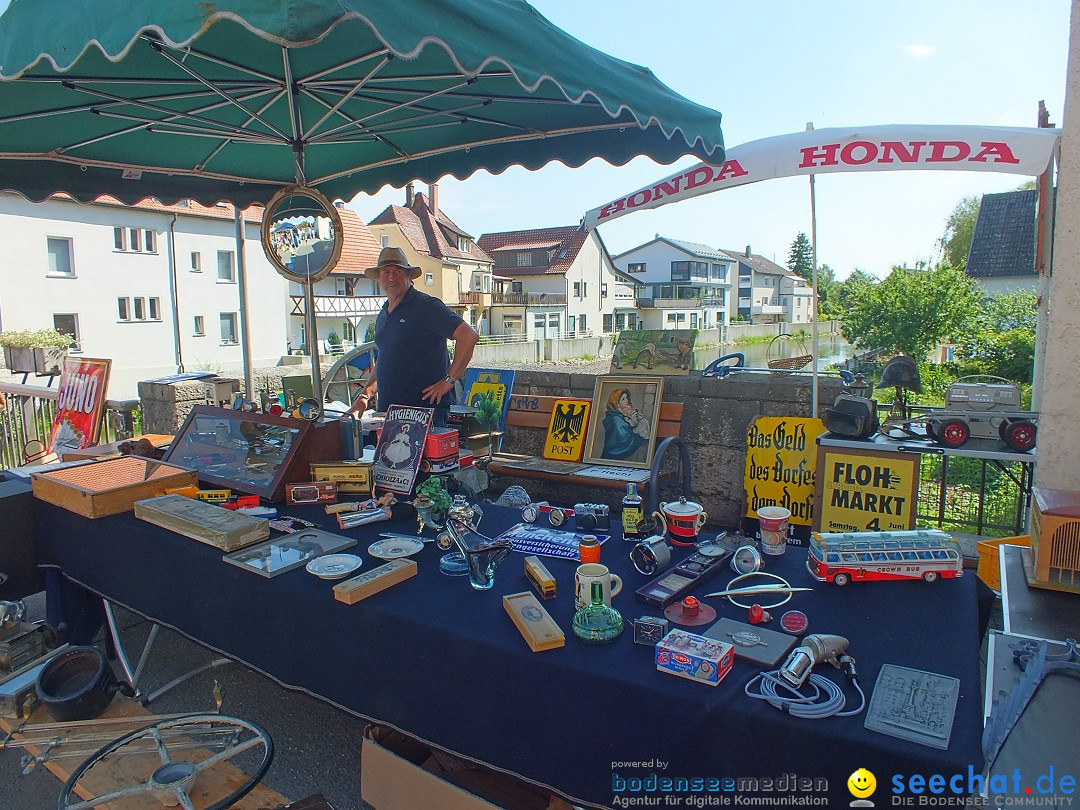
1036,0,1080,490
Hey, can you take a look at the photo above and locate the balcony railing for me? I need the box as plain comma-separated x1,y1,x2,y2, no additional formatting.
0,381,141,471
458,291,492,305
491,292,567,306
290,294,386,317
752,303,784,315
636,297,704,309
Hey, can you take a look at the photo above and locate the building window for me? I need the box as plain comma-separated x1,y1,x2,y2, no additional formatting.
114,228,126,251
627,262,646,273
144,230,157,253
573,281,581,297
193,315,205,336
511,281,523,293
190,251,201,272
579,314,587,333
690,313,699,328
458,236,471,253
220,312,238,344
133,297,146,320
601,283,608,298
217,250,235,282
117,297,130,321
47,237,74,276
53,314,80,352
603,314,613,332
149,297,160,320
516,252,531,267
568,315,576,335
381,234,390,248
425,273,434,286
128,228,141,252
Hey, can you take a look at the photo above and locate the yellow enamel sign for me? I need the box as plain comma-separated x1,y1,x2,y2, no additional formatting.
467,381,507,416
815,448,918,532
543,398,592,461
743,416,826,526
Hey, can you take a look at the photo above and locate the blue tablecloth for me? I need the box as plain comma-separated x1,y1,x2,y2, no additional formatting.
37,502,987,808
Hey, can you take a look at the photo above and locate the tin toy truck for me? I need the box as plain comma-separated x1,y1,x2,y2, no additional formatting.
923,375,1037,452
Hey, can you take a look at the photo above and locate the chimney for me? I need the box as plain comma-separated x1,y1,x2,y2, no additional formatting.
744,245,751,258
405,183,414,207
429,183,439,216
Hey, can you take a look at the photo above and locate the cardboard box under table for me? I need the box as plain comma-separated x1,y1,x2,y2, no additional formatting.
30,456,198,518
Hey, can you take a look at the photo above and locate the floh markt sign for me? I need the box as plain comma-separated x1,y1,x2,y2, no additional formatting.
742,416,826,544
48,357,112,456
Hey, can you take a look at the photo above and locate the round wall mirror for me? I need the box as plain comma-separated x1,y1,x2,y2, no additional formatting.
261,186,343,284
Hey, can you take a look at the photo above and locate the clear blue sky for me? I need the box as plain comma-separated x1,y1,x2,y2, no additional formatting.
347,0,1071,279
0,0,1067,279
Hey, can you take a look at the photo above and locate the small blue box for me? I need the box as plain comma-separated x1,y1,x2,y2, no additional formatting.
655,629,734,686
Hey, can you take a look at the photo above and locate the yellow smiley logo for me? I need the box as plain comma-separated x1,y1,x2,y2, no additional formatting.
848,768,877,798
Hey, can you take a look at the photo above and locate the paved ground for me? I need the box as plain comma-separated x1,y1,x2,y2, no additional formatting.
0,593,373,809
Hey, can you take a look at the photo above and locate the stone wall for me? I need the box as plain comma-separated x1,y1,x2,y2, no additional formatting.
492,370,845,526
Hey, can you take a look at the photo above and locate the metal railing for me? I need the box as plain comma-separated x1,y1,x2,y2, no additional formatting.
0,381,141,471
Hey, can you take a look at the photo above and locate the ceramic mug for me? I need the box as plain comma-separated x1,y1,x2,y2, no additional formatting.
574,563,623,610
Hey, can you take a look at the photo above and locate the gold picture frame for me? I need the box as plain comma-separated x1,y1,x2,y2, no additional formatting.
582,376,664,469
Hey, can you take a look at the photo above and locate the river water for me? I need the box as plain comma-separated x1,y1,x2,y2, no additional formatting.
693,334,854,372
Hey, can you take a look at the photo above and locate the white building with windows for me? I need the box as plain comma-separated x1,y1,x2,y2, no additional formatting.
611,236,733,330
477,225,633,339
0,192,291,398
722,247,814,325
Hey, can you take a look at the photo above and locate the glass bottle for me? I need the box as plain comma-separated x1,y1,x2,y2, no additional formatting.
622,482,643,540
572,581,624,644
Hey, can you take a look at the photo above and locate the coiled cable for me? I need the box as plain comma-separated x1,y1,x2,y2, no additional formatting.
744,668,866,719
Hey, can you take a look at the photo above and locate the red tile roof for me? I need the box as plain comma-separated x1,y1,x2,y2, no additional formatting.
86,194,265,224
477,225,588,276
369,191,492,265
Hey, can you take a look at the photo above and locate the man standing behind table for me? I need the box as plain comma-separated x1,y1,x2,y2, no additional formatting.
349,247,479,425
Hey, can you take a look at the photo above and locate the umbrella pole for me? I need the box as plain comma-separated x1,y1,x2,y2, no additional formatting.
807,122,819,418
305,279,323,403
235,208,254,398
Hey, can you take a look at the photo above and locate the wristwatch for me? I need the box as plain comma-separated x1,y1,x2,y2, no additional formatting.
444,374,455,384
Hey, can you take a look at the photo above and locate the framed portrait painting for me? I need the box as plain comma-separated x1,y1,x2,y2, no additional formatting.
583,376,664,469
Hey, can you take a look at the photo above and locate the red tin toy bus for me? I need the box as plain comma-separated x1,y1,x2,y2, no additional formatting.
807,529,964,586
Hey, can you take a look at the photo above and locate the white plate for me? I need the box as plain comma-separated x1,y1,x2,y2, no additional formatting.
306,554,363,579
367,537,425,560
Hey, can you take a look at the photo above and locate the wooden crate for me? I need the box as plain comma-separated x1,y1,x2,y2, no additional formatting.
31,457,198,519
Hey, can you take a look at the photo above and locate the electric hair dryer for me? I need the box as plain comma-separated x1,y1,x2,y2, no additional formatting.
778,634,852,687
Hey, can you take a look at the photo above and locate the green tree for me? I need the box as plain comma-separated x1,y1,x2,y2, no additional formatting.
815,263,841,318
953,289,1036,383
787,231,813,280
840,263,980,360
835,268,879,312
363,321,376,343
938,195,980,267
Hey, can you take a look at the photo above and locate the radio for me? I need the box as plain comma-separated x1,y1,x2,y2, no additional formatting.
635,543,732,607
574,503,610,531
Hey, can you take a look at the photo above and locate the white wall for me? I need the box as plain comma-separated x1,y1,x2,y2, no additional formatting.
1035,0,1080,491
0,193,289,398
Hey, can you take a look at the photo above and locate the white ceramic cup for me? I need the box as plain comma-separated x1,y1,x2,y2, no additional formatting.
574,563,623,610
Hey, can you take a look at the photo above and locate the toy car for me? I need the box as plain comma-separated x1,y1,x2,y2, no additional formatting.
925,375,1037,452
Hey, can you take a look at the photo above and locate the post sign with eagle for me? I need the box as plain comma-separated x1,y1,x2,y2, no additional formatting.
543,398,592,462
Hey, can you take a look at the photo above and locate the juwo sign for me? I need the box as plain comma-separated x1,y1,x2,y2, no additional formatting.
48,357,111,455
584,125,1060,229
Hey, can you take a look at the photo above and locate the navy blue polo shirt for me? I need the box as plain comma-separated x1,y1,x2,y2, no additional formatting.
374,285,464,410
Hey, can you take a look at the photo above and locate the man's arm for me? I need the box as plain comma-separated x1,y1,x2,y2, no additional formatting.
347,360,378,415
421,321,479,404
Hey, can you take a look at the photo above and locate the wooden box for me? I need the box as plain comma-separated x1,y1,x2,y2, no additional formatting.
163,405,342,503
334,559,416,604
134,494,269,551
502,592,564,652
310,461,373,494
31,457,198,519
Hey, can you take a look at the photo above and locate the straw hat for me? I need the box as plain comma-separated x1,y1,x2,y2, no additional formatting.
364,246,421,280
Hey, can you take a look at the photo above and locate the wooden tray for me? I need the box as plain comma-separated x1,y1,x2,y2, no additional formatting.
31,457,198,519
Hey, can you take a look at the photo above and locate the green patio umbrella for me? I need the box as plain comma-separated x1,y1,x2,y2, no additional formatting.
0,0,725,206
